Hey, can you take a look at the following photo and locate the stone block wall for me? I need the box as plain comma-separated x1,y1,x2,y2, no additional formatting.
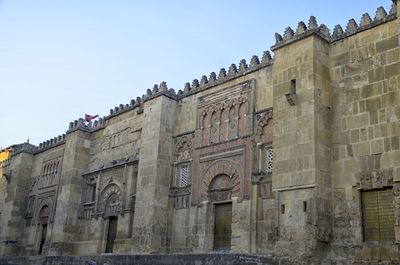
330,15,400,263
0,2,399,264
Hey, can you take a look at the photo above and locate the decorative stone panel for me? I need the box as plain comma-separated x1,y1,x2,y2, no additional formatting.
172,132,194,189
197,81,254,147
255,110,273,143
201,159,240,201
170,187,191,209
34,196,54,225
98,184,122,217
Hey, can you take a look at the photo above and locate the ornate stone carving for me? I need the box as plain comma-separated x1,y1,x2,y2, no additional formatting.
255,111,273,145
100,169,113,190
201,159,241,201
208,174,233,202
256,111,273,135
199,95,249,146
35,197,53,225
98,184,122,217
175,134,194,154
34,157,62,190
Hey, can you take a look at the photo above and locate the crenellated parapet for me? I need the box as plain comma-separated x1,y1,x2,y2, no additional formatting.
141,81,177,100
271,16,332,50
4,135,67,157
67,118,92,133
272,3,397,50
36,134,66,152
332,4,397,41
108,96,142,118
177,50,273,98
106,81,179,120
13,2,397,150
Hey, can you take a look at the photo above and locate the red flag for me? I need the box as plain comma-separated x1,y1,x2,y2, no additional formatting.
84,114,98,122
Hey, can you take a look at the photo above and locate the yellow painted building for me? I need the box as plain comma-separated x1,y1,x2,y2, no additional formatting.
0,149,11,176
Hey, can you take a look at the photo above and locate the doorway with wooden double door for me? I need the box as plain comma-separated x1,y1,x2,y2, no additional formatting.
213,202,232,251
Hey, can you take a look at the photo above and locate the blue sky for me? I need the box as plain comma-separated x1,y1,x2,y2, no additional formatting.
0,0,392,148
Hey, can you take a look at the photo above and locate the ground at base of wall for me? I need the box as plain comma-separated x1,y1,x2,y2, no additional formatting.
0,253,300,265
1,253,399,265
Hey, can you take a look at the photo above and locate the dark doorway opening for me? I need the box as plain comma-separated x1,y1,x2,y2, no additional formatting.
38,224,47,255
105,216,118,253
213,202,232,251
38,205,49,255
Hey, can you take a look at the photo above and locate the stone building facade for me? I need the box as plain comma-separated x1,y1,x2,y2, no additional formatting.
0,1,399,264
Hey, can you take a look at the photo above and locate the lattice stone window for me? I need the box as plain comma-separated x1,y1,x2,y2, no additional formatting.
362,189,395,242
264,145,273,173
177,164,189,187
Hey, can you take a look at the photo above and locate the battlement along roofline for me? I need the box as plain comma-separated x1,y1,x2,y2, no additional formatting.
67,49,274,132
15,1,398,148
100,2,397,123
5,134,67,156
272,3,397,50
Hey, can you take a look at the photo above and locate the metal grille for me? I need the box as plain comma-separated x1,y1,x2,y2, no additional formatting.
178,165,189,187
362,189,394,242
264,145,273,173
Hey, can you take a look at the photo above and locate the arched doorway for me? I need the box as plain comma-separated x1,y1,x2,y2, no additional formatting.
104,192,120,253
209,174,233,251
38,205,49,255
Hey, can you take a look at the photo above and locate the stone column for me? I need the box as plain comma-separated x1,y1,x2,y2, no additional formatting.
48,129,91,255
132,94,176,253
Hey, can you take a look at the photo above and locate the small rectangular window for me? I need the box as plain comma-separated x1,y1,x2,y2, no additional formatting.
281,204,285,214
264,145,273,173
290,79,296,94
303,201,307,212
178,164,189,187
91,184,96,202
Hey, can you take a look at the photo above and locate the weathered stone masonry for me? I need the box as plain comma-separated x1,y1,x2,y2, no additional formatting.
0,1,399,264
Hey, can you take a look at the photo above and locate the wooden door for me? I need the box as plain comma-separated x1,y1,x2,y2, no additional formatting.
362,189,394,241
213,203,232,251
105,217,118,253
